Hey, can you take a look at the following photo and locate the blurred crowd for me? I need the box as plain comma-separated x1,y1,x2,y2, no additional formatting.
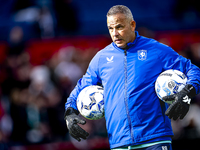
0,24,109,149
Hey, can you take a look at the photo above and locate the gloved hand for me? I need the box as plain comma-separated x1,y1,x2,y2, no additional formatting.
163,84,196,120
64,107,89,141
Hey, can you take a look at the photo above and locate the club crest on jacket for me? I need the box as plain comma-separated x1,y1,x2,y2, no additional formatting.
138,50,147,61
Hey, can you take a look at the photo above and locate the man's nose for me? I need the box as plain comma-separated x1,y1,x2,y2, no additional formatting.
113,29,119,36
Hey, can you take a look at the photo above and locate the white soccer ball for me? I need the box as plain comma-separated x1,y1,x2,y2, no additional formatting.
77,85,104,120
155,69,187,104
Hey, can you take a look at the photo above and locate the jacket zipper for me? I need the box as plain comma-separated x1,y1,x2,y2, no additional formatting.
124,49,134,142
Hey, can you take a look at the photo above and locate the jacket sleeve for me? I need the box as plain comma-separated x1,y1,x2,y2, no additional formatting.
65,52,101,111
157,43,200,94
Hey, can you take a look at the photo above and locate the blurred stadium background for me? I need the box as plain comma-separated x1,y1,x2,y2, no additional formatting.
0,0,200,149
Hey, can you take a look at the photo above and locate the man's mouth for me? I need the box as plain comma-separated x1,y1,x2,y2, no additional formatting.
115,39,122,43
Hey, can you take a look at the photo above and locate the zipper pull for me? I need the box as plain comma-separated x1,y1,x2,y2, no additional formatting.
124,49,127,56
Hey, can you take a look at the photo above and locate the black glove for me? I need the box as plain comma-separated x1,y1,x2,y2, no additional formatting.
163,84,196,120
64,107,89,141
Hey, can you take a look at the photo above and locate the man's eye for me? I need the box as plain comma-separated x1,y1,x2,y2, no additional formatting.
117,26,123,29
108,27,113,30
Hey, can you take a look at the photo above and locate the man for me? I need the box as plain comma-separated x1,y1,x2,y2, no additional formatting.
64,5,200,150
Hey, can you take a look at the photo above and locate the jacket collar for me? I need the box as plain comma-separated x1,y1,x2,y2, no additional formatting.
112,31,140,51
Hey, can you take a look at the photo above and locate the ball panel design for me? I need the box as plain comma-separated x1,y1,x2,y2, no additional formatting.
77,85,104,120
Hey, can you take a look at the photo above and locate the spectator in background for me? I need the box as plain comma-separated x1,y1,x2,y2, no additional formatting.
7,26,25,56
0,24,31,144
54,46,83,90
27,65,65,143
38,6,55,38
187,43,200,68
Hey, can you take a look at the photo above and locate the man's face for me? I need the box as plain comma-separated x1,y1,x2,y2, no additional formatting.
107,13,136,49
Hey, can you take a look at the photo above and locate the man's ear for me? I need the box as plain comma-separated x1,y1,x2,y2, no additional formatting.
130,20,136,31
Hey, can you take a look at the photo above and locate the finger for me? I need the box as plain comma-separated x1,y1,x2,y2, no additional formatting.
171,103,182,120
165,102,176,116
179,106,189,120
165,102,178,119
70,126,83,141
69,131,81,142
162,94,176,101
70,124,89,140
172,113,180,120
179,112,186,120
74,124,89,139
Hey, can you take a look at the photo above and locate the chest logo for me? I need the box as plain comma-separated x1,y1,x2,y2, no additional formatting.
138,50,147,61
106,56,114,63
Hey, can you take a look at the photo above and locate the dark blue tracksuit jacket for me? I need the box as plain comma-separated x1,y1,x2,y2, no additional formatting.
65,32,200,149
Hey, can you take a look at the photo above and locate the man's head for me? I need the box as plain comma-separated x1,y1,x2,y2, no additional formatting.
107,5,136,49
